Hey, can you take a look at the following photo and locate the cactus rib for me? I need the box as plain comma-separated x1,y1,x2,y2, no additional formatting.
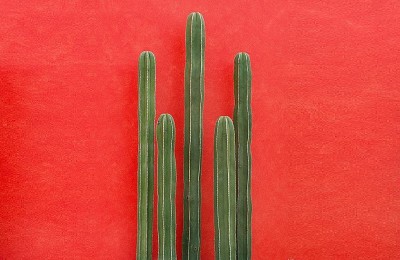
214,116,237,260
183,12,205,260
157,114,177,260
234,52,252,260
137,51,156,260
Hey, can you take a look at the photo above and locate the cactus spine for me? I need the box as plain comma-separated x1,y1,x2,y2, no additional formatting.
137,51,156,260
183,12,205,260
157,114,177,260
233,52,252,260
214,116,237,260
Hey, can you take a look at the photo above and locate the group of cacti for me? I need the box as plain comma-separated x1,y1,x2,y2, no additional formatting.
136,12,252,260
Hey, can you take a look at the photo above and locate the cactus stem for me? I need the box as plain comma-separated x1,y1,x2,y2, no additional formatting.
137,51,156,260
234,52,252,260
183,12,205,260
214,116,236,260
157,114,177,260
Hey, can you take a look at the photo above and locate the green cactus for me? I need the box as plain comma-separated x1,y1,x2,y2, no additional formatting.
157,114,177,260
214,116,237,260
137,51,156,260
183,12,205,260
233,52,252,260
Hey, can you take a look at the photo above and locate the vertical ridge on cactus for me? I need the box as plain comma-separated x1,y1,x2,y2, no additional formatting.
157,114,177,260
137,51,156,260
183,12,205,260
233,52,252,260
214,116,237,260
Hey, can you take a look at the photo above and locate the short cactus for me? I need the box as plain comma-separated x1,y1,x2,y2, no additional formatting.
157,114,177,260
233,52,252,260
214,116,237,260
183,12,205,260
137,51,156,260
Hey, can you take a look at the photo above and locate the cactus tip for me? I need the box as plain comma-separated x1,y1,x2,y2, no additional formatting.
188,12,205,23
140,51,155,59
159,113,175,125
235,52,250,63
218,116,233,125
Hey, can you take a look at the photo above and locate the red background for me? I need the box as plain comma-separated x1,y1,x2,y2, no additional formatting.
1,1,399,259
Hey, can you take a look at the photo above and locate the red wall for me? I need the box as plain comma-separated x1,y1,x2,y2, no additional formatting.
1,1,399,259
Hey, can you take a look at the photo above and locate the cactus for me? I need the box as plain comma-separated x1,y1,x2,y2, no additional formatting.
183,12,205,260
137,51,156,260
214,116,237,260
157,114,177,260
233,52,252,260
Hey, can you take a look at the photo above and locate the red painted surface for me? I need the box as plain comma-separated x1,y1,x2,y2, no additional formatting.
1,1,399,259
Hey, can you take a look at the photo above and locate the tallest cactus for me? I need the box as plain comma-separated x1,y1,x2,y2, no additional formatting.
183,12,205,260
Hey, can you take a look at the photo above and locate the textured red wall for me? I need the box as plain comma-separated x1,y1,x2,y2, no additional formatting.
1,1,399,259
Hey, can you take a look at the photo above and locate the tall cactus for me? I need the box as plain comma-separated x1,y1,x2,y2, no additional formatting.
233,52,252,260
157,114,177,260
183,12,205,260
137,51,156,260
214,116,237,260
